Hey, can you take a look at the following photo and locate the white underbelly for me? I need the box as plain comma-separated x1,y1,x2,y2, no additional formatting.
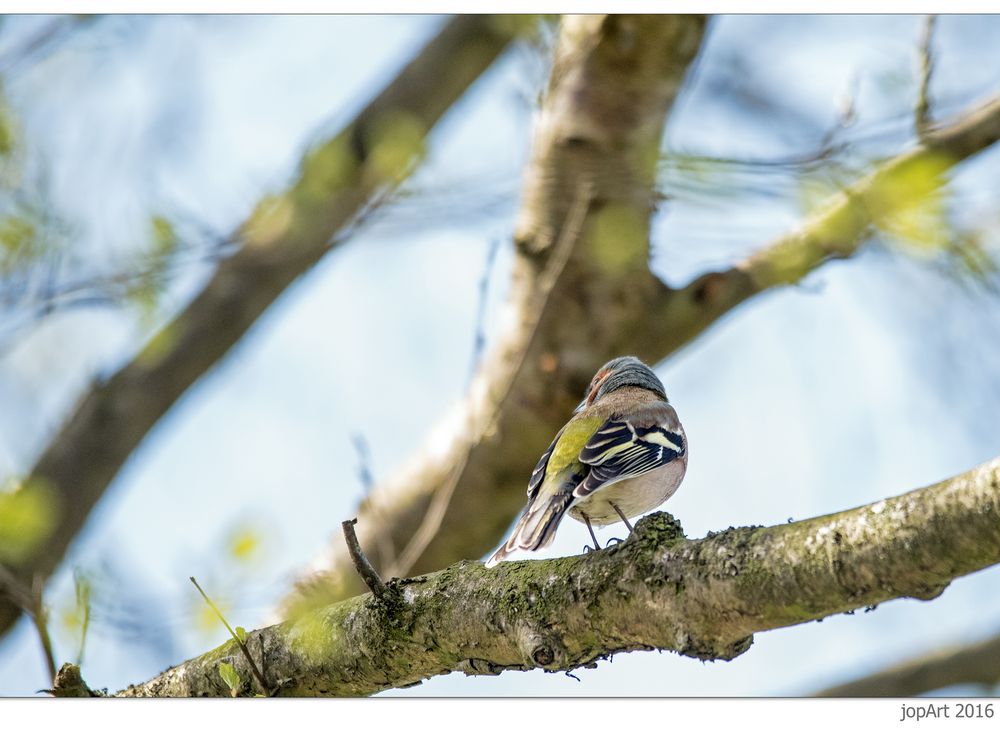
567,458,687,527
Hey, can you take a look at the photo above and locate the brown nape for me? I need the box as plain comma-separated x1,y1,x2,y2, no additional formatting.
586,369,611,406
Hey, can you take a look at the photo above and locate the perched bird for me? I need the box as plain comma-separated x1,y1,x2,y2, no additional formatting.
486,356,687,567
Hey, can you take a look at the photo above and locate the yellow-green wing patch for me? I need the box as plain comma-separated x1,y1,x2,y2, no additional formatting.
545,415,605,478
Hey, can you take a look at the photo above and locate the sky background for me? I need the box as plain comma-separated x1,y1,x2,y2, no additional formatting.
1,14,999,696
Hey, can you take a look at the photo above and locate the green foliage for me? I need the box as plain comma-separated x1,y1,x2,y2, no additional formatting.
0,211,39,274
226,523,263,564
126,214,179,321
0,83,21,187
0,103,15,159
296,136,357,205
235,626,247,644
365,109,428,183
0,478,60,565
588,202,646,273
218,661,241,697
149,215,177,259
791,150,1000,290
868,154,952,254
946,229,1000,288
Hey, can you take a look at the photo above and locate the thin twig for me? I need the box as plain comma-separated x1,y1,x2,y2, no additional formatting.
188,577,270,696
73,570,92,666
351,434,376,493
31,575,57,683
341,519,388,600
0,566,57,682
351,433,398,574
916,15,937,140
468,236,502,385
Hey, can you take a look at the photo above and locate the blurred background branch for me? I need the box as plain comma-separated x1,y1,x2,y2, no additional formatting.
915,15,937,140
0,14,523,641
815,628,1000,697
645,91,1000,356
0,15,97,75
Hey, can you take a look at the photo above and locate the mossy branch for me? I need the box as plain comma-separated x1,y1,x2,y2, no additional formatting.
120,456,1000,697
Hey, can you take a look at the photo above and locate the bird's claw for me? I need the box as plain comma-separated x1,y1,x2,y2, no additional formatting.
605,537,624,548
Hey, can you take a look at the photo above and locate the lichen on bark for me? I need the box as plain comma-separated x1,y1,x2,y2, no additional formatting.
120,456,1000,697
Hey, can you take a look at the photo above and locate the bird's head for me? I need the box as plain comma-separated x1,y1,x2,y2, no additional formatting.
579,355,667,410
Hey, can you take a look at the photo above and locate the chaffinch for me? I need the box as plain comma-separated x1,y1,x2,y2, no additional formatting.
486,356,687,567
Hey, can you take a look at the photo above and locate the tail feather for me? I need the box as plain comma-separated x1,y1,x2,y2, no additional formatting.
485,493,573,568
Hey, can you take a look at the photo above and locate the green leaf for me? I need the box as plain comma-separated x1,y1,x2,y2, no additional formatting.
0,214,37,256
0,479,60,565
235,626,247,644
227,525,261,563
0,85,18,161
127,215,179,322
218,662,241,696
149,215,177,259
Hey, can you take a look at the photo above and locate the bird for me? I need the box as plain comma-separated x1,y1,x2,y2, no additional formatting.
486,355,687,567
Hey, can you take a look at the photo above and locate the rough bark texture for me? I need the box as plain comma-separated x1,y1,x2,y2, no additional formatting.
120,456,1000,697
284,40,1000,613
0,16,520,639
815,630,1000,697
285,12,710,616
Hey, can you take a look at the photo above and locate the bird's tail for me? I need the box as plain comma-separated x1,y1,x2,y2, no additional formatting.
485,493,574,568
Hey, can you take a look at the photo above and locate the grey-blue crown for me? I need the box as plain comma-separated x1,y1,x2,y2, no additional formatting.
592,356,667,402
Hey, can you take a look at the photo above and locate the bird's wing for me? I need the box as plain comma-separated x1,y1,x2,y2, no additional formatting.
574,402,685,499
487,420,597,565
526,425,565,500
527,414,605,497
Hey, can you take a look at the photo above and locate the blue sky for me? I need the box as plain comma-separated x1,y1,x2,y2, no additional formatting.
1,15,999,696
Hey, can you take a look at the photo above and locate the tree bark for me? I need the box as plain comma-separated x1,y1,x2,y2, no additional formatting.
0,16,521,639
119,456,1000,697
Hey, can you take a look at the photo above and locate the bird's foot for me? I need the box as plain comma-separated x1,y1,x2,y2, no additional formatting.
605,537,624,548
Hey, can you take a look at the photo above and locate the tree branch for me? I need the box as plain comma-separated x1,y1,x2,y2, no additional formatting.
814,629,1000,697
283,12,710,616
641,91,1000,357
342,519,388,601
283,28,1000,618
915,15,937,140
121,456,1000,697
0,15,521,639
